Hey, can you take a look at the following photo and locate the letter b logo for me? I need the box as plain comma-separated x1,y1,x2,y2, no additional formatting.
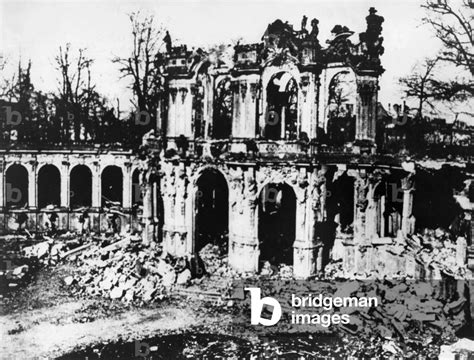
245,287,282,326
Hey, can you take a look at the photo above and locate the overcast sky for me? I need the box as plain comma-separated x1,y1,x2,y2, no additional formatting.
0,0,462,120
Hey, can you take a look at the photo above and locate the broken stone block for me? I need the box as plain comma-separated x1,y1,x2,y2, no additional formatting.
162,270,176,287
124,289,135,302
110,287,124,299
444,298,466,315
176,269,191,285
439,338,474,360
64,276,75,286
12,265,29,276
155,259,174,278
143,289,156,302
36,242,50,259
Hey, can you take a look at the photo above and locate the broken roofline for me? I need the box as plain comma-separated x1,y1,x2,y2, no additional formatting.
164,8,386,78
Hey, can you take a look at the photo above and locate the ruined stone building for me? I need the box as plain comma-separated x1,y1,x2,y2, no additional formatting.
138,8,464,279
1,9,472,279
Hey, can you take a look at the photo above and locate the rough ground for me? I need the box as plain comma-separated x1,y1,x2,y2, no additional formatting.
1,234,473,359
0,262,234,359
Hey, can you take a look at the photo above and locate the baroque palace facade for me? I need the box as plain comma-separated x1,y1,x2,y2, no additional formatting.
139,8,423,278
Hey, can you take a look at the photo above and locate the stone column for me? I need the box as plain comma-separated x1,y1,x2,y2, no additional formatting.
142,176,154,245
293,168,321,278
91,162,101,232
352,170,369,242
355,74,378,146
60,161,70,208
351,169,371,275
228,166,259,273
91,163,101,209
365,172,383,240
0,165,4,211
0,164,5,234
122,165,132,209
27,161,38,210
401,174,415,236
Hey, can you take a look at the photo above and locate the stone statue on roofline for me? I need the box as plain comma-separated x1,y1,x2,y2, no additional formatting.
309,18,319,41
164,31,172,53
301,15,308,33
358,7,385,66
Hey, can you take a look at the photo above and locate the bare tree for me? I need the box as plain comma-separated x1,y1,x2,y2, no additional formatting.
422,0,473,74
399,58,439,118
55,44,101,141
55,44,95,105
113,12,166,129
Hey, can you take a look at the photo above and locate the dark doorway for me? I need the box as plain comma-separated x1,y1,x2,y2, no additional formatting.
195,169,228,252
70,165,92,208
5,164,28,208
38,165,61,208
102,166,123,206
258,183,296,266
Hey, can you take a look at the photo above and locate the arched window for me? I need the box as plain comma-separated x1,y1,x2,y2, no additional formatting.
5,164,28,208
212,78,233,139
327,71,356,145
265,72,298,140
38,165,61,208
101,166,123,206
70,165,92,208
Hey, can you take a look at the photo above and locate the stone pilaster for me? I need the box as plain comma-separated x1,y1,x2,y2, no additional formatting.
60,161,70,208
228,166,259,273
401,174,415,236
355,74,378,147
141,172,154,245
27,161,38,210
91,163,101,209
294,168,331,278
122,164,132,209
0,165,4,211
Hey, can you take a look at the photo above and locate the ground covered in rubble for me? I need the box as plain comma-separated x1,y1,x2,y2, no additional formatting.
1,233,473,359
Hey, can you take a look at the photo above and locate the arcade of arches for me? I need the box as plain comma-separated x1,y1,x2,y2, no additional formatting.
0,151,140,234
158,161,418,278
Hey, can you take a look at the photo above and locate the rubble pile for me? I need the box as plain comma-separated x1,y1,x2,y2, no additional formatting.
66,237,206,304
1,233,82,292
324,228,471,279
231,278,471,357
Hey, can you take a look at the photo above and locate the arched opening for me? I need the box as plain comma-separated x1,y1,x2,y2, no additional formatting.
264,72,298,140
326,71,356,145
195,168,228,252
38,165,61,208
212,78,233,139
327,172,355,234
132,169,142,206
5,164,28,208
383,179,403,237
101,166,123,207
322,171,355,266
70,165,92,208
258,183,296,267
